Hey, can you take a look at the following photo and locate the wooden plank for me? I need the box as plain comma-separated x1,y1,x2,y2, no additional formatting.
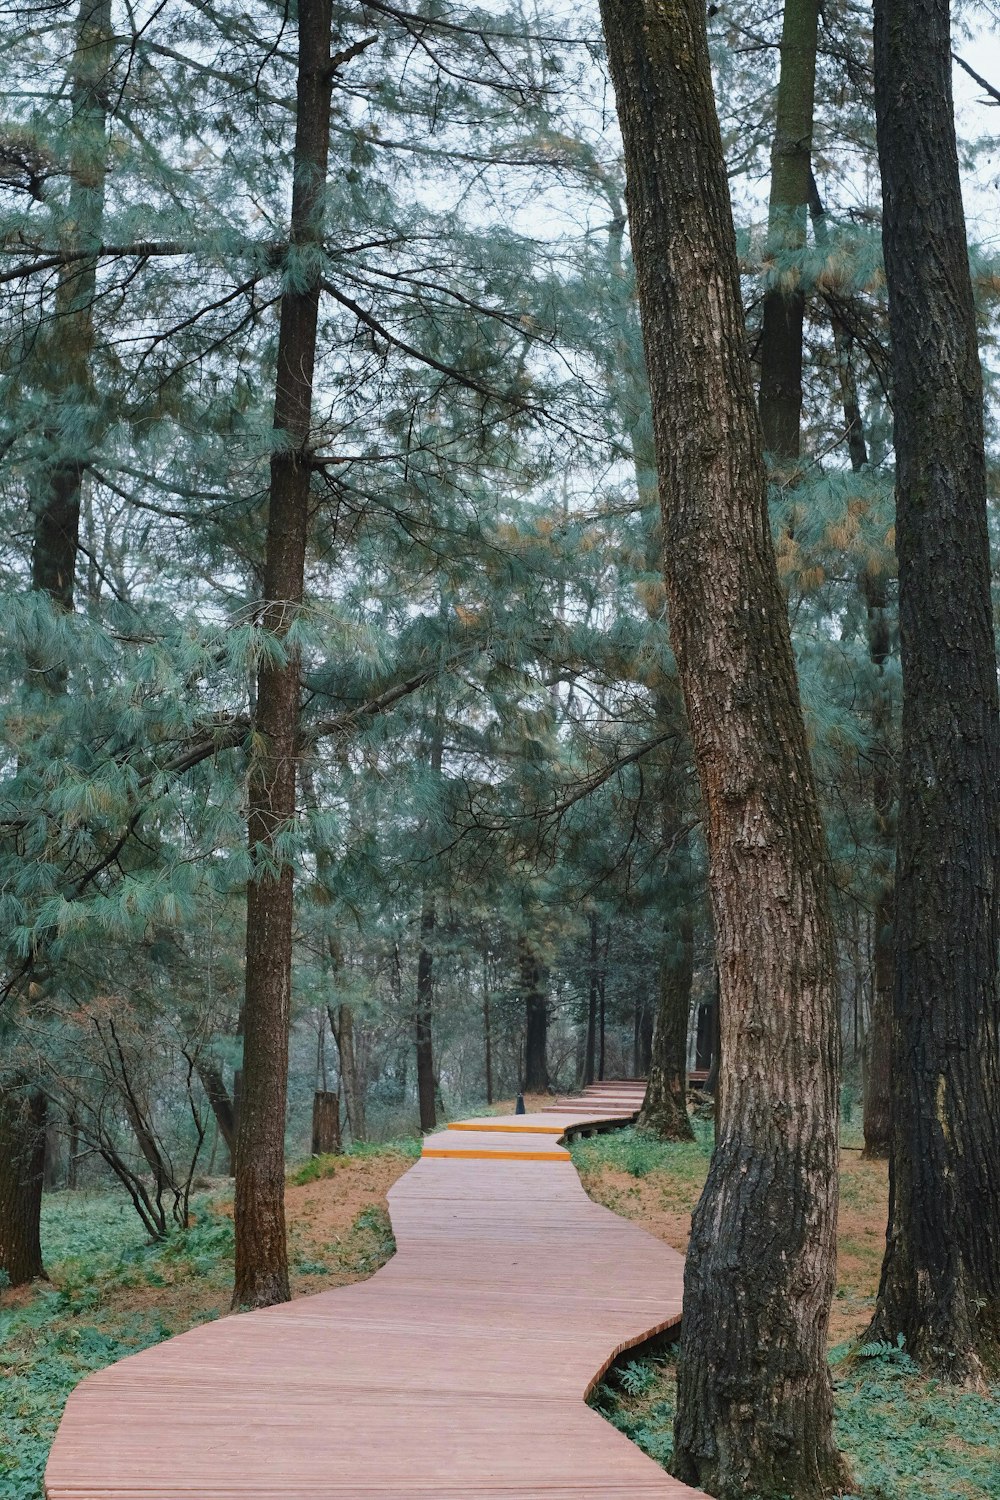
45,1083,707,1500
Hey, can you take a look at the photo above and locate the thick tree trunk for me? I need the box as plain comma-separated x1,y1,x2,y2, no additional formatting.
233,0,332,1311
521,939,548,1092
866,0,1000,1378
0,1082,47,1286
415,902,437,1133
640,910,695,1140
757,0,820,463
599,2,846,1494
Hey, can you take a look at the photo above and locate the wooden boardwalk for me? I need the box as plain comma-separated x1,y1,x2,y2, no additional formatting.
46,1082,705,1499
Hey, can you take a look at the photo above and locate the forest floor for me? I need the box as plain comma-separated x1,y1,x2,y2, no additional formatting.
0,1140,419,1500
3,1113,998,1500
572,1124,1000,1500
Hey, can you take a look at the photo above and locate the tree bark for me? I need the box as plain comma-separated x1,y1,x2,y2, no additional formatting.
757,0,821,464
0,1082,47,1286
233,0,332,1311
640,909,695,1140
482,952,494,1105
521,938,548,1092
31,0,112,613
196,1059,237,1171
1,0,115,1286
862,890,893,1159
329,1003,366,1143
415,901,437,1133
584,911,598,1085
311,1091,341,1155
599,2,846,1493
866,0,1000,1378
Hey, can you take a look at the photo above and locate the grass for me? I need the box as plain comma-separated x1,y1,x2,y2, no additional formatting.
0,1140,414,1500
288,1137,421,1184
578,1128,1000,1500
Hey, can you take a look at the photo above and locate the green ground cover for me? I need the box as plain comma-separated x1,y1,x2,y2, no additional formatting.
0,1145,407,1500
576,1130,1000,1500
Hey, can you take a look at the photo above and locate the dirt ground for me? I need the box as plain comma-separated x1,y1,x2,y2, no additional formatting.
577,1146,890,1347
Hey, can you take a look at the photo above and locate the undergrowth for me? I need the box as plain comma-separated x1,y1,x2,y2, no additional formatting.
0,1141,411,1500
578,1126,1000,1498
592,1345,1000,1500
569,1122,713,1182
288,1137,420,1185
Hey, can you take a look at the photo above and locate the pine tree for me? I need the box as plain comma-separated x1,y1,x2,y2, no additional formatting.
599,0,848,1492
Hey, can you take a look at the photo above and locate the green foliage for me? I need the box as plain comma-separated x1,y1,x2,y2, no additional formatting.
288,1139,421,1186
570,1124,713,1182
0,1192,234,1500
592,1344,1000,1499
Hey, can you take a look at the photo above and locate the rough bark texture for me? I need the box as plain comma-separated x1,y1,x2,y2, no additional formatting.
330,1003,366,1143
482,955,494,1105
521,939,548,1092
757,0,820,462
639,909,695,1140
196,1059,237,1172
867,0,1000,1378
599,2,846,1494
311,1091,341,1155
584,912,599,1085
233,0,332,1311
415,902,437,1133
0,1082,47,1286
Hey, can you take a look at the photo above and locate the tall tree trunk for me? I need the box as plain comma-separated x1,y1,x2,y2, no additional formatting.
1,0,116,1286
31,0,112,613
196,1059,237,1171
757,0,820,464
521,938,548,1092
329,1003,366,1143
414,717,443,1133
415,901,437,1133
599,2,846,1494
862,901,893,1157
640,909,695,1140
866,0,1000,1378
67,1114,80,1191
811,179,896,1159
596,942,606,1082
233,0,332,1311
482,951,494,1105
0,1082,47,1286
584,911,598,1085
860,572,895,1159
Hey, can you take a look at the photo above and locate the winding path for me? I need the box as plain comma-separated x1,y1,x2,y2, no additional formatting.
46,1082,705,1499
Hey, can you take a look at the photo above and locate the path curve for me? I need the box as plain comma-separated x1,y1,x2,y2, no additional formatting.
46,1082,705,1499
